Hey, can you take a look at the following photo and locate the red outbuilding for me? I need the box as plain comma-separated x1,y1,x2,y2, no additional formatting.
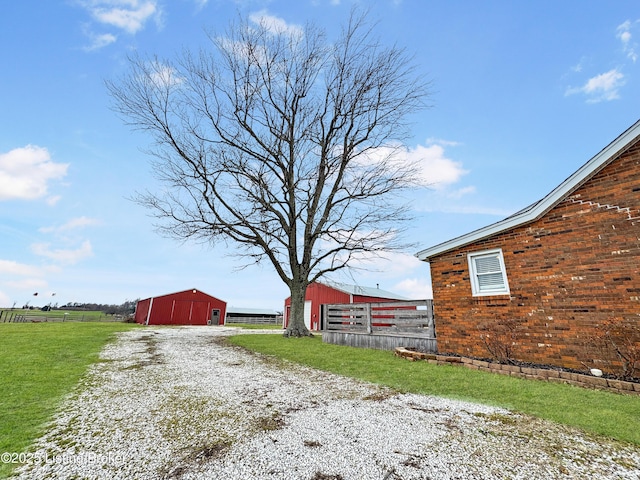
135,289,227,326
283,282,406,331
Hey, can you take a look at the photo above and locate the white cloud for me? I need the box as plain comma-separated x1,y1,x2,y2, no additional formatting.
408,141,468,189
565,21,638,102
393,140,513,217
562,56,589,78
31,241,94,265
46,195,63,206
617,21,632,43
148,61,183,89
363,251,425,278
0,145,68,201
4,278,49,291
446,185,476,199
81,0,160,34
565,69,625,103
249,10,304,37
0,259,44,277
357,141,468,190
76,0,163,49
617,20,638,63
39,217,102,234
0,291,11,307
392,277,433,300
323,252,431,299
0,260,59,303
83,31,118,51
358,140,483,215
425,137,460,148
329,249,425,280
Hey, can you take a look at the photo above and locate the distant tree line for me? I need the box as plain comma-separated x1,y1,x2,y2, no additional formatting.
45,300,138,315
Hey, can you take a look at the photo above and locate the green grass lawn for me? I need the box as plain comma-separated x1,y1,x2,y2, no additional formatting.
228,334,640,446
1,324,636,478
0,322,138,478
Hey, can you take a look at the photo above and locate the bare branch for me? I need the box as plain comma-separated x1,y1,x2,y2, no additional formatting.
107,9,430,335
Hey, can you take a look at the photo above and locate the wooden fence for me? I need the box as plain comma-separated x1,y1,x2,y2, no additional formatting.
322,300,437,352
225,316,282,325
1,311,125,323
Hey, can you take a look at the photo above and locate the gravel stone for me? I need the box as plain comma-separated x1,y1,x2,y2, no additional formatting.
14,326,640,479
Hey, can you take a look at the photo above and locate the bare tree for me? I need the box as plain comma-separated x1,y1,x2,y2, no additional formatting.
108,10,429,336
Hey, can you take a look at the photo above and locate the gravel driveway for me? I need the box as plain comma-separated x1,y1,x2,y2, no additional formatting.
14,326,640,480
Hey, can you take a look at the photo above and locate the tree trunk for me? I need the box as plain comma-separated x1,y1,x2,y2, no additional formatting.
285,281,312,337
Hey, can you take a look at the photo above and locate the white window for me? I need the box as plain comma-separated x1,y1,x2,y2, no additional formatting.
467,249,510,296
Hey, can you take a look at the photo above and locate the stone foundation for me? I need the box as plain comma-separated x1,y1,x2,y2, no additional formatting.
394,347,640,396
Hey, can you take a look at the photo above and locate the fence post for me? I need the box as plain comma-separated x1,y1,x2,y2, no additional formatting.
366,304,372,334
426,300,435,338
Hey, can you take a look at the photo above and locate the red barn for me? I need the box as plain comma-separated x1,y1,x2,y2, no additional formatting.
135,289,227,326
283,282,406,331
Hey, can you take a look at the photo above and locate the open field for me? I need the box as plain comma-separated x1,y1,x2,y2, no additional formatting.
0,322,138,478
228,334,640,446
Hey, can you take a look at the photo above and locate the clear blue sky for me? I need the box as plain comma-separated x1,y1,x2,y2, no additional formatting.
2,0,639,310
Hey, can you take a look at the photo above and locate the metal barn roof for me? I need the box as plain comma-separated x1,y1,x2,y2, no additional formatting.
324,281,407,300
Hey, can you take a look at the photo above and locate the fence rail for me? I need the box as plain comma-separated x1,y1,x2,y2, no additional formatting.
225,316,282,325
1,311,125,323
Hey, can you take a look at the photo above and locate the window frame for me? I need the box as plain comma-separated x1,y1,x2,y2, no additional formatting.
467,248,510,297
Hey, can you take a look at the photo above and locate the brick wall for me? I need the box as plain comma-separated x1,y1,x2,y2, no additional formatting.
430,143,640,371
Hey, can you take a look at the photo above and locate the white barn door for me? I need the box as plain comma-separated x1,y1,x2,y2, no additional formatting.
304,300,312,330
